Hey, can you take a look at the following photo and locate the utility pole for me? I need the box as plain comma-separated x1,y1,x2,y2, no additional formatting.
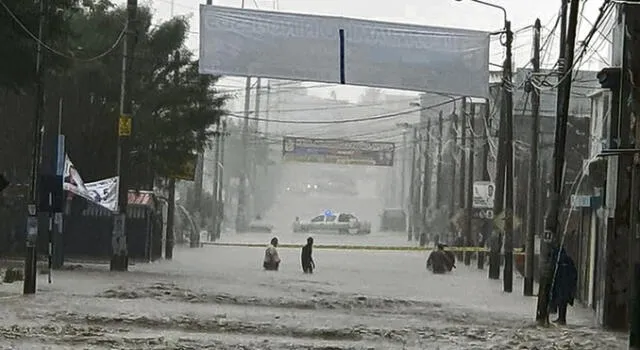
166,177,176,259
421,119,431,244
215,119,227,240
450,112,458,243
165,50,181,259
628,3,640,345
536,0,580,324
211,120,222,242
236,77,251,232
252,78,262,216
464,102,475,266
23,0,48,294
478,99,491,269
524,18,541,297
435,111,444,208
400,130,408,210
503,18,515,294
408,127,419,241
459,97,468,240
110,0,137,272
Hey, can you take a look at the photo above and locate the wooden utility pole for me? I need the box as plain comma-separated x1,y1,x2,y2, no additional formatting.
478,99,491,270
166,178,176,259
536,0,580,324
211,120,222,242
450,112,458,243
421,119,431,243
502,18,515,294
464,102,475,266
628,3,640,345
408,127,419,241
165,50,181,259
524,18,541,297
110,0,138,271
435,111,444,208
459,97,468,246
236,77,251,232
23,0,48,294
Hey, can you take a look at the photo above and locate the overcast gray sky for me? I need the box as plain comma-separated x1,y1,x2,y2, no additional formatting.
142,0,612,101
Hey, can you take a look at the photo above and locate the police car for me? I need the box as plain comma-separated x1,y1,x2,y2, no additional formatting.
292,211,371,235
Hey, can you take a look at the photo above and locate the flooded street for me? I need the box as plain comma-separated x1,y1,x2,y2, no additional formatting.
0,232,626,349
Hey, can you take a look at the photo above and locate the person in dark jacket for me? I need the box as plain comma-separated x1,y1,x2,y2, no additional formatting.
550,247,578,325
426,244,455,274
301,236,315,273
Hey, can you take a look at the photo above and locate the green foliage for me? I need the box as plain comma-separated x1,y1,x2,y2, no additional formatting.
54,0,228,184
0,0,79,90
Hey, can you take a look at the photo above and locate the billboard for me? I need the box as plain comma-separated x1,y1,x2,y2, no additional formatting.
282,136,395,167
200,5,490,98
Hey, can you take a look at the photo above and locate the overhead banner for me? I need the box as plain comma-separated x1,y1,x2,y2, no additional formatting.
63,155,119,212
199,5,490,98
282,136,395,167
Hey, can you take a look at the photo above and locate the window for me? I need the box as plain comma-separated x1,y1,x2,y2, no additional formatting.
338,214,354,222
326,215,337,222
311,215,325,223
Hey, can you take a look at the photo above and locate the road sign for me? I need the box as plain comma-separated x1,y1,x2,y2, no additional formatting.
118,115,132,136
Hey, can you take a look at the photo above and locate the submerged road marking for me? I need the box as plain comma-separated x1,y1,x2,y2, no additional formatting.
202,242,525,255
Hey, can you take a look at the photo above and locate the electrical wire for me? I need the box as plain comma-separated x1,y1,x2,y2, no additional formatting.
226,98,460,125
0,0,127,62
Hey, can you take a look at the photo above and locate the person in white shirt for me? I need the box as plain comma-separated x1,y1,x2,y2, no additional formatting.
263,237,281,271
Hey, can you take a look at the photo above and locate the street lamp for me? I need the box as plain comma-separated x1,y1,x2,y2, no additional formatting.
454,0,514,293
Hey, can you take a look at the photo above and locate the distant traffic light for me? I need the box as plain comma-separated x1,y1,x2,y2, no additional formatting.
0,174,9,193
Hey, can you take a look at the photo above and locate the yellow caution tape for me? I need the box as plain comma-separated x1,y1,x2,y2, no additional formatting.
202,242,525,255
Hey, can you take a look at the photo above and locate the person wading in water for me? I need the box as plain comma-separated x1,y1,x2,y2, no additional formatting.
301,237,315,274
263,237,281,271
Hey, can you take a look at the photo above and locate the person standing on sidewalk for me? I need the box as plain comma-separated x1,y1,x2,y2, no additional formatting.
550,247,578,325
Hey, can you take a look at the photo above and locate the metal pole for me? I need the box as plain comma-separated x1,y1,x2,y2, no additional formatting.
110,0,137,272
236,77,251,232
478,99,491,269
465,102,475,266
503,19,514,293
217,119,227,238
166,178,176,259
23,0,48,295
211,121,222,242
408,127,418,241
400,131,407,210
524,18,541,297
536,0,580,324
435,111,444,208
450,112,458,244
421,119,431,245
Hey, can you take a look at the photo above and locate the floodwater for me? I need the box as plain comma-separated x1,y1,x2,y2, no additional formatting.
0,232,626,349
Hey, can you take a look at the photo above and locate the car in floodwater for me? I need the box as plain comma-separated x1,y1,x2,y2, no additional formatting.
292,212,371,235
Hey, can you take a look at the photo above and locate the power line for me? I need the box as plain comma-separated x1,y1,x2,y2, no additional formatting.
226,98,460,125
0,0,126,62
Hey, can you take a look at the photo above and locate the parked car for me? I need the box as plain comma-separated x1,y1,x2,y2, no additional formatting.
293,212,371,235
379,208,407,232
245,216,274,234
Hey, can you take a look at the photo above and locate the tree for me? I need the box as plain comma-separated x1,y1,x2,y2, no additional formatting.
0,0,78,90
